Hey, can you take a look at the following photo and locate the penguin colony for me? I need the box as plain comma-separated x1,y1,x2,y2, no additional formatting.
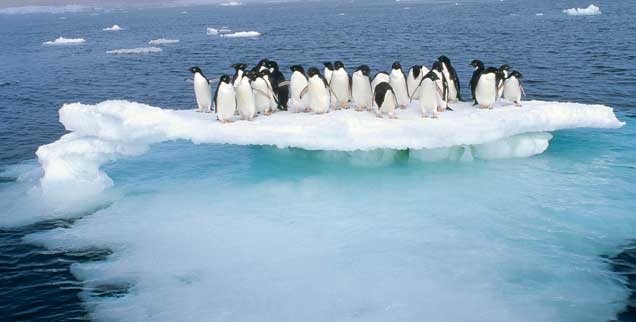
188,56,524,123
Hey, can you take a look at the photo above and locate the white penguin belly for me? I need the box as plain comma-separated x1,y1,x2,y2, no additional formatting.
308,77,330,113
503,77,521,103
193,73,212,110
351,72,372,108
330,70,350,107
251,79,270,113
407,71,422,100
290,72,309,110
262,76,277,110
497,70,508,100
379,91,397,115
389,71,409,107
475,74,497,107
236,80,255,119
216,84,236,121
419,79,438,115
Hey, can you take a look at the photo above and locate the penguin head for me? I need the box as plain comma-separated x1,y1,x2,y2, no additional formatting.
307,67,321,77
188,66,202,74
432,61,442,72
334,61,345,70
499,64,511,72
290,65,305,74
424,71,439,81
230,63,249,71
392,61,402,71
410,65,422,78
219,75,231,84
256,58,269,66
470,60,484,70
259,69,271,78
244,71,258,81
323,62,334,70
266,60,280,72
438,55,450,64
356,65,370,76
509,71,522,79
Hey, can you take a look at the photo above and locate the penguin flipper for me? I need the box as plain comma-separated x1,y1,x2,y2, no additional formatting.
299,86,309,100
253,89,272,100
207,77,219,85
520,82,526,97
277,80,290,87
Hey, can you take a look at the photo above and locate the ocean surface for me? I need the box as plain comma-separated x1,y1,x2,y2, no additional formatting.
1,0,635,321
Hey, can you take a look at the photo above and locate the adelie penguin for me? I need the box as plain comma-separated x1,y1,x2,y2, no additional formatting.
249,71,271,115
214,75,237,123
231,63,249,87
497,64,511,100
257,69,278,115
323,62,336,107
438,55,462,102
252,58,269,73
188,66,213,113
289,65,309,113
406,65,425,100
330,61,351,109
351,64,373,111
266,60,289,111
371,71,390,93
474,67,499,109
431,61,450,112
301,67,330,114
503,70,525,107
374,82,399,119
418,71,442,118
389,62,409,109
235,71,256,120
469,59,485,105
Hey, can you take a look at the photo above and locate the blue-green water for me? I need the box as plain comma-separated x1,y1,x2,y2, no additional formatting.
1,1,635,321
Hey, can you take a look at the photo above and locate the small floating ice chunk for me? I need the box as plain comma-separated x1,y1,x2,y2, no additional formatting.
148,38,179,45
563,4,601,16
536,13,544,16
219,1,242,6
220,31,262,38
107,47,162,55
103,24,123,31
206,27,219,35
43,37,85,45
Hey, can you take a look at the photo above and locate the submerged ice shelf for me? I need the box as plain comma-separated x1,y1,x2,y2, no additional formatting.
34,99,622,203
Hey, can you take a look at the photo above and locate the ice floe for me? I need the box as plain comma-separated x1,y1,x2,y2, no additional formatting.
219,1,243,6
107,47,162,55
103,24,123,31
32,99,622,203
148,38,179,45
43,37,86,45
220,31,262,38
563,4,601,16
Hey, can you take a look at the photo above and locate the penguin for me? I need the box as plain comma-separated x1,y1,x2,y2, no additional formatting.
188,66,212,113
374,82,399,119
258,69,278,115
214,75,237,123
231,63,249,87
503,71,524,107
418,71,442,118
474,67,499,109
252,58,269,73
329,61,351,109
438,55,462,102
289,65,309,113
323,62,334,83
497,64,511,100
301,67,330,114
351,64,373,111
250,71,272,115
235,71,256,120
469,59,485,105
406,65,423,100
431,62,450,112
389,62,409,109
371,71,390,93
265,60,289,110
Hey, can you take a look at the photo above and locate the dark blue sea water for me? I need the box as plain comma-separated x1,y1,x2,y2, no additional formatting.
1,1,635,321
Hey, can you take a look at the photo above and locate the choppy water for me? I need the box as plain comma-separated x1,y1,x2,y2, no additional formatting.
1,0,636,321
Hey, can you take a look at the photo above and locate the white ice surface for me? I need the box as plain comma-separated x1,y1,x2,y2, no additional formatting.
43,37,86,45
563,4,601,16
148,38,179,45
106,47,162,54
103,24,123,31
220,31,261,38
32,99,622,207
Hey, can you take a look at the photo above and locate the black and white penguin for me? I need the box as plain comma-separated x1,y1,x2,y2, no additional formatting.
323,62,334,83
258,69,278,115
330,61,351,109
497,64,511,100
230,63,249,87
418,71,441,118
503,71,524,107
188,66,212,113
302,67,330,114
389,62,409,109
469,59,485,105
474,67,499,109
266,60,289,111
374,82,399,119
351,64,373,111
251,58,269,73
431,61,450,111
406,65,424,100
250,71,272,115
214,75,237,123
235,71,256,120
438,55,462,102
371,71,390,93
289,65,309,113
